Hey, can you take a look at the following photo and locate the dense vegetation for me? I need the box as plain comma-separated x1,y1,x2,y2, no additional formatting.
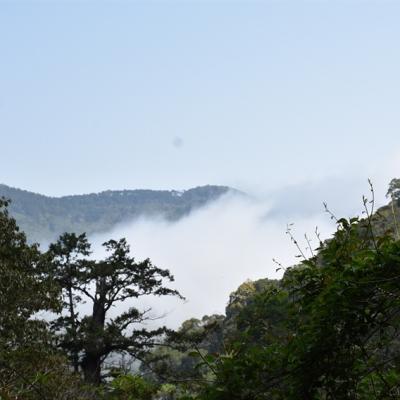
2,179,400,399
0,184,234,243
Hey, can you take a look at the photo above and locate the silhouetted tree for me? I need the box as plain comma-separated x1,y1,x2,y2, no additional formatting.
49,233,183,384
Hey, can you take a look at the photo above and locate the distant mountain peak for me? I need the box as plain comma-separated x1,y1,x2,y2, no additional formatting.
0,184,239,243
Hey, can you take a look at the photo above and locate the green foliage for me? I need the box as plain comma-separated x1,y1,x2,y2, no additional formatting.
5,181,400,399
0,198,94,399
108,374,155,400
387,178,400,201
0,198,59,340
143,315,224,374
155,383,198,400
195,194,400,399
224,278,283,343
0,350,98,400
141,279,282,398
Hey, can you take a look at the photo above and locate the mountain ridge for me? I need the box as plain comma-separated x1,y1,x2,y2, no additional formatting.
0,183,239,243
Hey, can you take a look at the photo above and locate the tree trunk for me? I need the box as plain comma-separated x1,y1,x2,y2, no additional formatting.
81,278,107,385
67,283,79,373
81,353,102,385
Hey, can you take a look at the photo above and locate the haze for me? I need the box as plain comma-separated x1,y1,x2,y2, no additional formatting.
2,1,400,327
89,171,393,328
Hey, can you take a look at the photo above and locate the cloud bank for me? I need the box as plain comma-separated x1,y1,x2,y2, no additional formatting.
90,190,342,328
87,156,400,329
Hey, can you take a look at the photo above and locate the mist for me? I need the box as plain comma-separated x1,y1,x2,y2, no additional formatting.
89,182,370,329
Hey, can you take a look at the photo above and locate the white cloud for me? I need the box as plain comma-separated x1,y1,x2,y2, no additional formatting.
90,192,337,328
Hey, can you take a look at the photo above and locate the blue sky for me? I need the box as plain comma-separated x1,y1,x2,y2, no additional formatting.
1,1,400,197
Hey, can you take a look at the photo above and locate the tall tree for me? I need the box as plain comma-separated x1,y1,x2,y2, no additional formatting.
0,199,92,399
49,234,183,384
48,233,91,373
0,197,58,345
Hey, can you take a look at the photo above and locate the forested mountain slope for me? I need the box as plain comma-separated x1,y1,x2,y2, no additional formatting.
0,184,235,242
141,192,400,399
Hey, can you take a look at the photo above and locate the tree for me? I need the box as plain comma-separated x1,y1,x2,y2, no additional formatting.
0,199,93,399
386,178,400,201
197,194,400,399
0,198,58,343
48,233,91,373
108,373,156,400
141,314,225,388
49,233,183,385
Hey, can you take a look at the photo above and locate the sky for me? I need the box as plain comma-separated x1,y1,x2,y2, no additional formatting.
1,0,400,198
4,0,400,327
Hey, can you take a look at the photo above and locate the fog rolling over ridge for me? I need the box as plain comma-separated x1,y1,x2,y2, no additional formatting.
90,180,372,329
2,179,389,328
0,184,234,243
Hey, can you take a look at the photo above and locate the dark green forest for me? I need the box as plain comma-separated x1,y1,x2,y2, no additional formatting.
2,180,400,399
0,184,233,243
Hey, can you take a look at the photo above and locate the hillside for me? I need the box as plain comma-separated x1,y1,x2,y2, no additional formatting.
141,196,400,399
0,184,236,243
